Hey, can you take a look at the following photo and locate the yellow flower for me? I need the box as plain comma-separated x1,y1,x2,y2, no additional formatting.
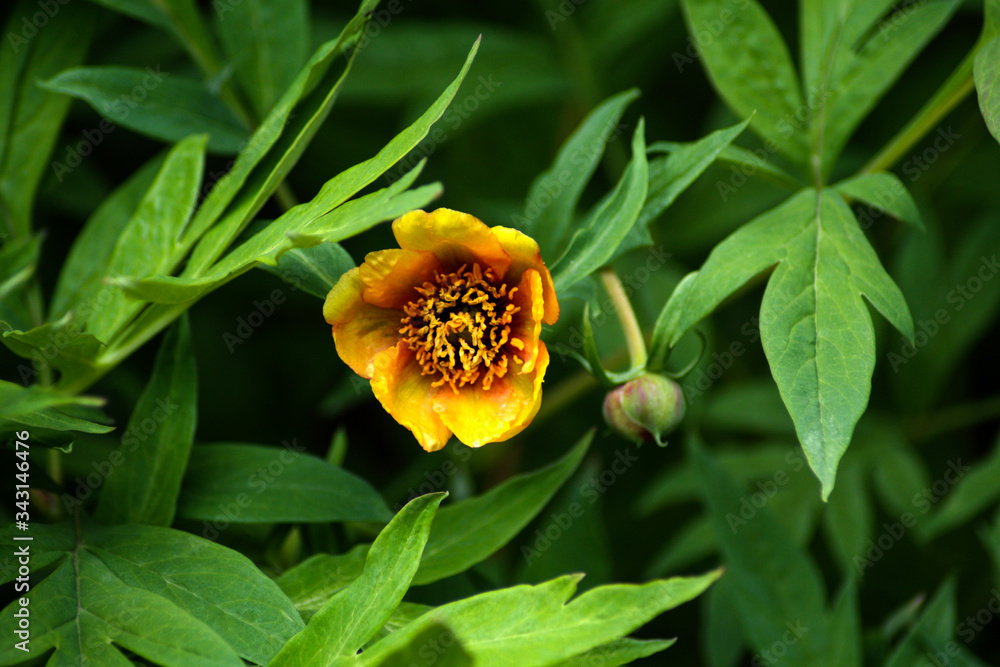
323,209,559,452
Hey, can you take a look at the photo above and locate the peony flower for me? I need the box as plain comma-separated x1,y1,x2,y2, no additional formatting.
323,209,559,452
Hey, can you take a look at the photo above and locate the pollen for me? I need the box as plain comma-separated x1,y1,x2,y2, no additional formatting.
400,263,520,393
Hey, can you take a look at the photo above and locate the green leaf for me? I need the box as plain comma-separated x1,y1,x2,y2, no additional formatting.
920,433,1000,540
690,439,830,663
828,582,863,667
1,315,106,384
680,0,808,165
817,0,962,172
554,638,676,667
94,316,197,526
0,520,303,666
178,443,392,523
977,2,1000,144
214,0,309,118
551,119,649,292
369,622,473,667
276,544,370,621
833,172,923,230
639,118,751,231
0,0,95,238
181,8,443,280
883,578,989,667
49,153,165,320
519,89,640,258
259,241,355,300
822,453,874,574
270,493,445,666
660,189,914,498
701,576,743,667
84,134,206,345
0,380,105,420
116,164,437,305
85,29,475,383
352,570,720,667
413,432,592,585
41,67,247,153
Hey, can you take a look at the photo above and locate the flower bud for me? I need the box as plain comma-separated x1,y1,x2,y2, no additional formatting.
603,373,685,446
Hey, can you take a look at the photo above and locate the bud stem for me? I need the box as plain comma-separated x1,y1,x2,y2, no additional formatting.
598,267,647,369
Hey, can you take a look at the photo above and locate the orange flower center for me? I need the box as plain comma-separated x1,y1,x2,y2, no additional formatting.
400,263,521,393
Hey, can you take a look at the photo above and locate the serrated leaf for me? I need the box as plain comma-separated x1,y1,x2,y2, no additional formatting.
94,317,196,526
519,89,639,258
41,67,247,153
178,443,391,524
834,172,923,229
661,189,914,498
413,432,592,585
350,570,720,667
0,520,303,666
551,119,648,292
270,494,445,666
680,0,808,165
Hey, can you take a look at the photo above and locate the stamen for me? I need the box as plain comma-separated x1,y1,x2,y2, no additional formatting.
399,263,520,393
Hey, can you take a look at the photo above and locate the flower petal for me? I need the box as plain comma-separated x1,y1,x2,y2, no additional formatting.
393,209,511,277
491,225,559,324
359,248,442,309
508,268,545,373
324,267,403,378
370,342,453,452
435,343,550,447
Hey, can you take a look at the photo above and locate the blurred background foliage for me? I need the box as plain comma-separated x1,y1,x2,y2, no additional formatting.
2,0,1000,664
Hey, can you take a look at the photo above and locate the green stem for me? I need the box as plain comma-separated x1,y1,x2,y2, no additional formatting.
860,48,977,175
598,267,647,369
